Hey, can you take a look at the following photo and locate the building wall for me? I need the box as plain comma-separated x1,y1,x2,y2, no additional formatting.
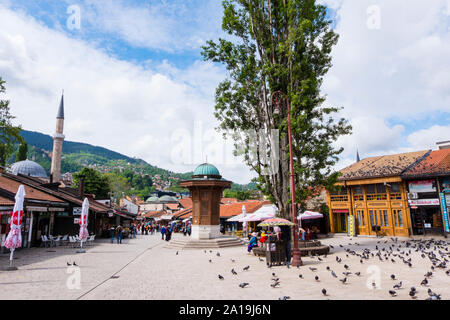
327,177,411,237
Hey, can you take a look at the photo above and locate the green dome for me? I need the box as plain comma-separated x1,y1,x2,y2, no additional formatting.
193,163,220,177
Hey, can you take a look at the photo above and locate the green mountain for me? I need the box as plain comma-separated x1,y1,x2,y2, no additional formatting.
13,130,193,180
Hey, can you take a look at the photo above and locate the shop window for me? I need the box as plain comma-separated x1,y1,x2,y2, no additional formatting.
393,211,398,227
397,210,404,227
369,210,375,226
391,183,401,193
366,185,376,194
357,210,365,226
353,185,364,201
366,184,387,200
383,210,389,227
376,184,386,194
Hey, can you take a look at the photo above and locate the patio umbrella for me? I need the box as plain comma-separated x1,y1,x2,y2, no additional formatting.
78,198,89,253
4,185,26,270
297,211,323,220
257,218,294,227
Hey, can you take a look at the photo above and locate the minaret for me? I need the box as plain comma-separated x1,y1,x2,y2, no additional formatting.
356,148,361,163
51,92,65,183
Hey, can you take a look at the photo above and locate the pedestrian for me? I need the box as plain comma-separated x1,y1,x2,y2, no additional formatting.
145,223,149,235
248,232,258,253
187,224,191,236
161,225,166,240
165,225,172,241
109,225,115,243
156,224,160,233
183,226,187,236
116,225,123,244
279,226,292,266
134,223,137,238
141,222,145,235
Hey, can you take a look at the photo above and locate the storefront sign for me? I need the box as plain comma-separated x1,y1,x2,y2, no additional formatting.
26,206,48,212
409,180,435,193
408,199,440,206
0,211,11,215
74,218,81,224
442,179,450,193
48,207,66,212
440,193,450,233
333,209,349,213
108,212,114,217
73,207,82,215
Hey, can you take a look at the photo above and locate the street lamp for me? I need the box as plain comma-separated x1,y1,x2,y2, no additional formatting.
271,91,303,267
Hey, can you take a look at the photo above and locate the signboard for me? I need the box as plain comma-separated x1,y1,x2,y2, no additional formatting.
73,207,82,216
333,209,349,213
408,180,435,193
48,207,66,212
408,199,440,206
26,206,48,212
0,211,11,215
347,215,356,237
442,179,450,193
74,218,81,224
440,193,450,233
108,212,114,217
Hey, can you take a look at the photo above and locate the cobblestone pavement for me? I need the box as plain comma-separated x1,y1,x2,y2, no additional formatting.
1,234,449,300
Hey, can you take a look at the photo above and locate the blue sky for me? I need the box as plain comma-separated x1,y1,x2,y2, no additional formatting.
0,0,450,183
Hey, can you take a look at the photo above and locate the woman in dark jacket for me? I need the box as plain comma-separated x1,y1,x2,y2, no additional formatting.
165,226,172,241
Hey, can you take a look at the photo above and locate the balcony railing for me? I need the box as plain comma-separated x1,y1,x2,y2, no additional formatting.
366,194,387,201
390,193,402,200
353,195,364,201
331,195,349,202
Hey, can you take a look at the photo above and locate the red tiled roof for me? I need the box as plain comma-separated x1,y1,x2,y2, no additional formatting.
176,208,192,219
403,149,450,177
339,150,429,181
143,210,165,218
220,200,272,218
165,203,180,210
0,175,65,204
0,195,14,206
178,198,192,209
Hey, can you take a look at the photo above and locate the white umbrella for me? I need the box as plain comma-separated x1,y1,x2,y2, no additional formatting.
4,185,26,270
78,198,89,253
297,211,323,220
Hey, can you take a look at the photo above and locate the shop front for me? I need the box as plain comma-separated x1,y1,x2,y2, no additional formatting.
408,179,444,235
332,209,349,233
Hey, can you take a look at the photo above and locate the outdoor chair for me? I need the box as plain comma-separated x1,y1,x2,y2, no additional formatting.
61,235,68,246
53,235,61,246
87,235,95,246
68,236,78,248
41,235,50,248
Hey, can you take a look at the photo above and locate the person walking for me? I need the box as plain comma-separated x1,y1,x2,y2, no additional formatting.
109,225,115,243
141,222,145,235
161,225,166,240
165,225,172,242
116,225,123,244
280,226,292,266
145,223,149,235
187,224,191,236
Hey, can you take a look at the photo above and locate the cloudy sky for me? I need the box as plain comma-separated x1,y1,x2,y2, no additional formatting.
0,0,449,184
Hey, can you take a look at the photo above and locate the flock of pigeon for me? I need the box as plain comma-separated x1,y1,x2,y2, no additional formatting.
192,237,450,300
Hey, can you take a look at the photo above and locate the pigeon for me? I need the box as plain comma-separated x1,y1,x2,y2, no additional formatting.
315,276,320,282
339,277,347,284
326,266,330,271
389,290,397,297
239,283,249,288
355,272,361,276
343,272,352,276
420,279,428,286
270,282,280,288
216,252,221,257
209,259,212,263
322,288,327,296
73,262,77,266
218,275,224,280
299,274,303,279
67,262,72,266
231,259,235,263
231,268,237,275
318,257,323,261
272,277,280,282
372,282,377,289
259,258,264,262
243,266,250,271
279,296,291,300
393,281,402,289
344,264,349,270
329,245,334,249
209,250,212,253
390,274,396,280
204,250,206,254
331,271,337,278
176,251,178,255
309,267,317,272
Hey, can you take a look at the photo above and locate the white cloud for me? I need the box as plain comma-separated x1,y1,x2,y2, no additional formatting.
0,5,255,184
323,0,450,169
407,125,450,150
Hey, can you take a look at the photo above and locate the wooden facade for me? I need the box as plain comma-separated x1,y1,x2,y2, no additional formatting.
326,176,411,237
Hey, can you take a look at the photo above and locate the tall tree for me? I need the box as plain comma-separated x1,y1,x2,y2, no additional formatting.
16,141,28,162
103,172,131,204
202,0,351,219
0,77,23,166
72,167,110,199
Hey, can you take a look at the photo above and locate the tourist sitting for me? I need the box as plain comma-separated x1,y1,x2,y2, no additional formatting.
247,232,258,253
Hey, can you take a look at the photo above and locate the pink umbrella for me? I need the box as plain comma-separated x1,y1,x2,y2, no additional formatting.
4,185,26,270
77,198,89,253
297,211,323,220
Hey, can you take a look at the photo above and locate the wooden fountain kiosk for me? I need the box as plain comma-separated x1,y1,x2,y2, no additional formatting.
168,163,245,249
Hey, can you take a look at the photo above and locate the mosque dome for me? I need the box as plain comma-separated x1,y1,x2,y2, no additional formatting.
192,163,222,179
159,195,178,202
10,160,48,179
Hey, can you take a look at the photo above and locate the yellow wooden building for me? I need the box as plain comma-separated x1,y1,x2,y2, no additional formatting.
327,150,429,237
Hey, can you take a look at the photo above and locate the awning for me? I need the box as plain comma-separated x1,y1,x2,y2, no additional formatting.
297,211,323,220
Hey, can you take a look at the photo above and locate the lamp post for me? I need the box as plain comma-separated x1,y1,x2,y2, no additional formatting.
271,91,303,267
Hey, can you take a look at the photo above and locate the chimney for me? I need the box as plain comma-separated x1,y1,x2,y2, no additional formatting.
79,178,85,199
